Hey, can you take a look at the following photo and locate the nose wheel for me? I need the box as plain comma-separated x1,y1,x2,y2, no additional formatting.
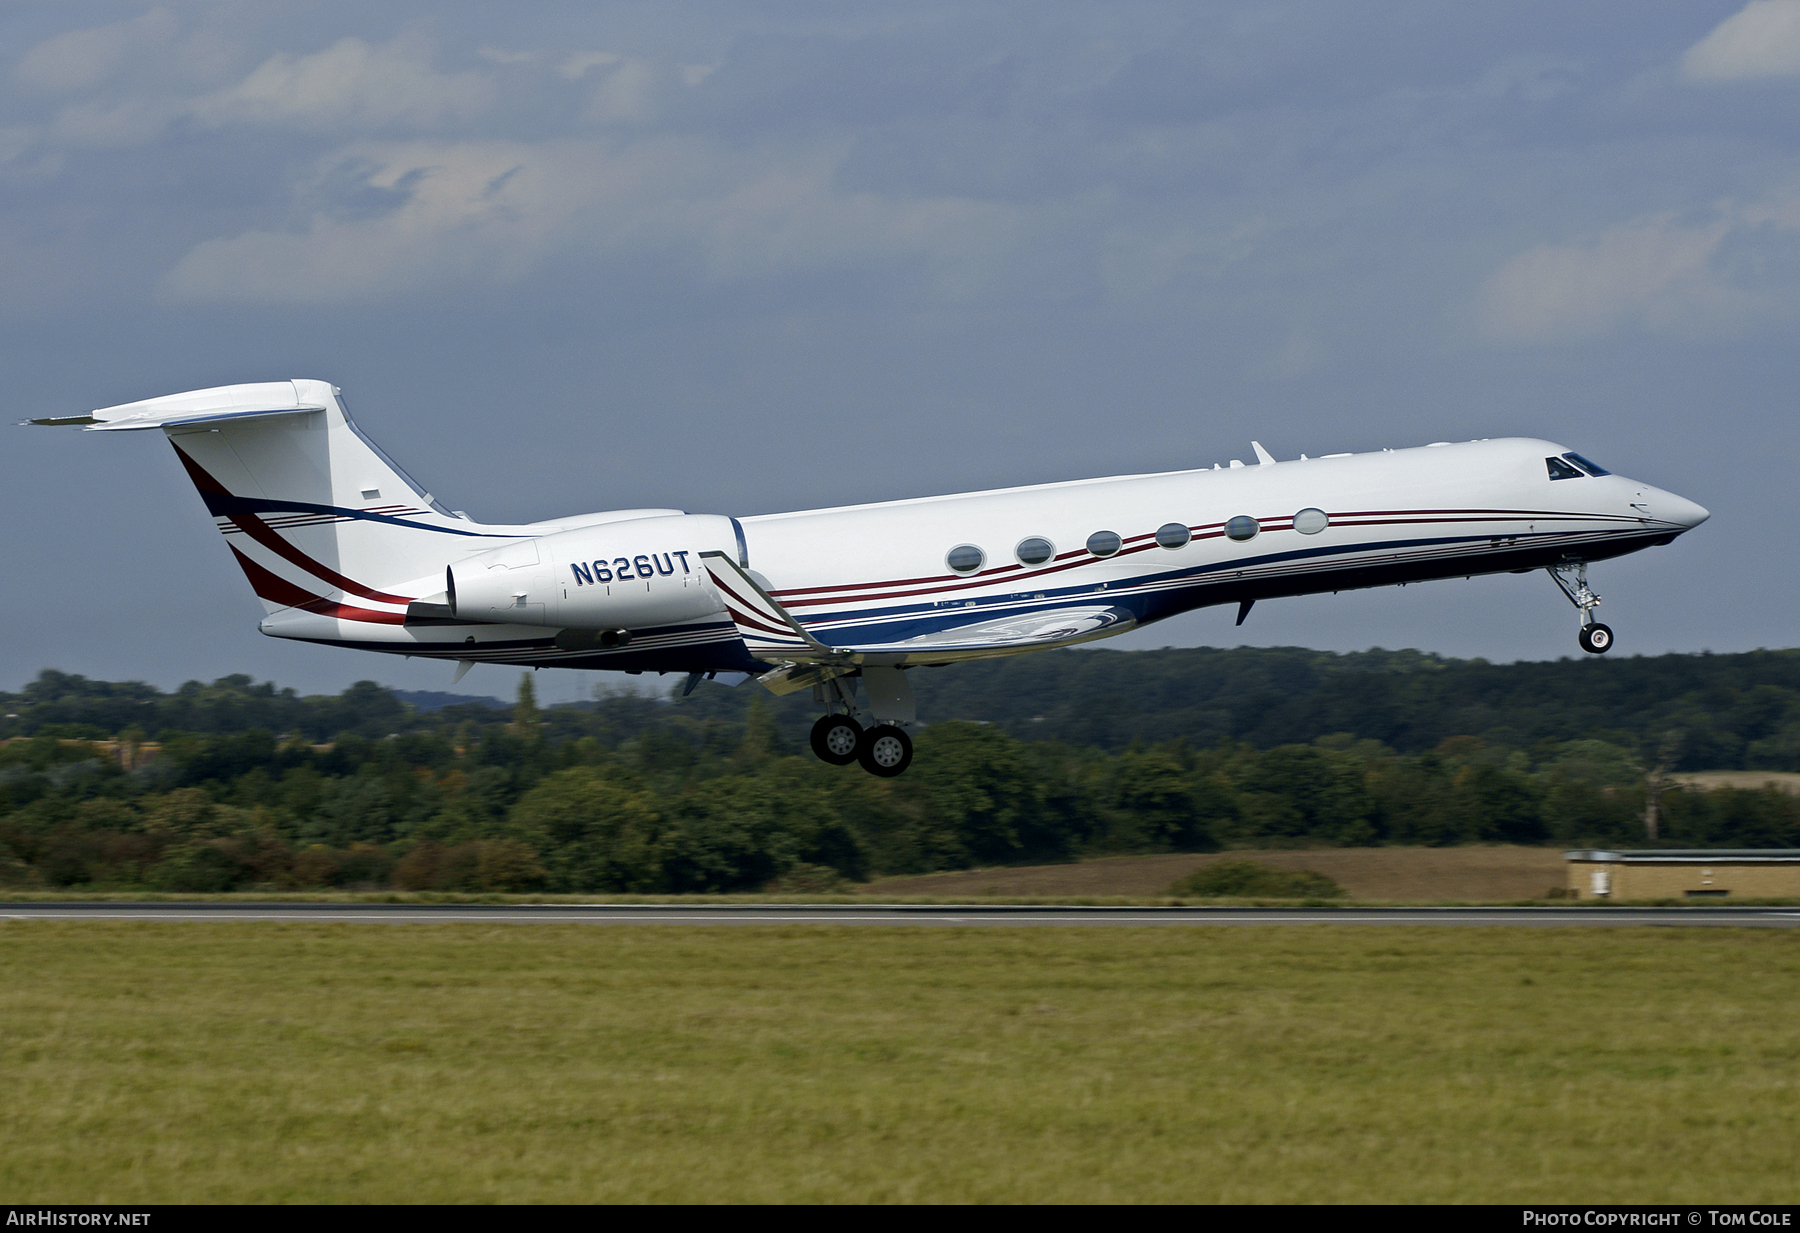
1578,623,1613,654
1549,561,1614,655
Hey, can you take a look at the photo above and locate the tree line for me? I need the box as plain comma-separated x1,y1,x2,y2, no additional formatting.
3,649,1797,893
12,644,1800,769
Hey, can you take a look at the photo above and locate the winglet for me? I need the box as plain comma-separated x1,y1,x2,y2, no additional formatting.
1252,441,1276,466
699,551,842,662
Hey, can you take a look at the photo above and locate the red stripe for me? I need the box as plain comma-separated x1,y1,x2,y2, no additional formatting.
704,567,820,644
780,542,1193,609
227,512,411,605
702,570,801,637
230,547,406,625
769,560,1024,598
706,572,767,616
173,443,414,605
772,510,1617,611
716,575,805,635
725,604,801,641
770,507,1597,601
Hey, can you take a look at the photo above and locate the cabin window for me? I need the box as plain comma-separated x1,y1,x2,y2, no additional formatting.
1563,452,1611,477
1155,523,1191,549
1225,515,1260,542
946,544,986,574
1086,530,1122,557
1546,457,1583,480
1293,507,1328,535
1015,537,1055,565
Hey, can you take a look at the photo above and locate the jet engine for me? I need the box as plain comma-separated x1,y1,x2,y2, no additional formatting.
446,513,738,630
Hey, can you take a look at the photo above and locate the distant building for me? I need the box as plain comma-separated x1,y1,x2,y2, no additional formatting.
1565,850,1800,901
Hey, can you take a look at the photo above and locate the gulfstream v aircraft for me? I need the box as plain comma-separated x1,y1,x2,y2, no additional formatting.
29,380,1709,776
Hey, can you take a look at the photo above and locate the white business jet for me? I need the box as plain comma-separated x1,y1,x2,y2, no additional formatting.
29,380,1708,776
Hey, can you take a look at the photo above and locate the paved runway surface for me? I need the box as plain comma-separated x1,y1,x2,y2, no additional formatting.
4,903,1799,926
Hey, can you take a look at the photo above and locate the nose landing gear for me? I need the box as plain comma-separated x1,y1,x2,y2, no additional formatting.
1578,623,1613,654
1549,561,1613,655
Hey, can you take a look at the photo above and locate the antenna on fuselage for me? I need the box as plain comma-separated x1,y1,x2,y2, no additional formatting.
1251,441,1276,465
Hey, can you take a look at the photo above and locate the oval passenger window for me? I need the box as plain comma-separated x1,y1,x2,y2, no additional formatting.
1155,523,1191,549
1226,516,1260,542
1293,508,1328,535
1015,537,1054,565
1086,530,1122,557
946,544,986,574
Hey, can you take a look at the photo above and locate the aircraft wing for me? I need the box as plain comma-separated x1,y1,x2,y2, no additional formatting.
700,551,1135,673
856,605,1135,657
700,551,840,661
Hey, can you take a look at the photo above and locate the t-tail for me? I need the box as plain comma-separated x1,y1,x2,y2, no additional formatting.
28,379,490,625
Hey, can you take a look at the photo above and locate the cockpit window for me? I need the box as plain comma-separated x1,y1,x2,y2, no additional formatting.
1563,452,1610,477
1546,456,1583,481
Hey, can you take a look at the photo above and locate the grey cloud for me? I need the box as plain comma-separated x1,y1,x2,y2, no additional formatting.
1479,189,1800,342
0,1,1794,697
1684,0,1800,80
190,35,495,131
12,9,180,94
157,133,1031,306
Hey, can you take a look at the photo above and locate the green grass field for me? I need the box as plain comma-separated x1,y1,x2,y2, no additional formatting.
3,923,1797,1203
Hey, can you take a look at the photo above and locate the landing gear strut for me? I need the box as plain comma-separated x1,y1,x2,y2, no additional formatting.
1549,561,1613,655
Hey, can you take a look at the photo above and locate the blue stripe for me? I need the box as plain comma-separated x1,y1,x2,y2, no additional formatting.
199,491,502,537
792,527,1646,646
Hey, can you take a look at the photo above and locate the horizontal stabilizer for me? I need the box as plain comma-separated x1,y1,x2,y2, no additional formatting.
25,381,327,433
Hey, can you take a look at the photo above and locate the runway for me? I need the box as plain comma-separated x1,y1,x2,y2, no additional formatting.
4,902,1799,926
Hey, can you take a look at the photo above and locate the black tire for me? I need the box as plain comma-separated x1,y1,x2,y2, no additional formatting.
1579,623,1614,654
857,725,913,777
810,714,862,765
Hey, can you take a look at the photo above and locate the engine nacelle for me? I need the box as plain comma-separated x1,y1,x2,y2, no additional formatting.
447,513,737,630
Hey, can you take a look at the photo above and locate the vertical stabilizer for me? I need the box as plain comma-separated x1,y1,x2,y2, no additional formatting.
48,379,496,622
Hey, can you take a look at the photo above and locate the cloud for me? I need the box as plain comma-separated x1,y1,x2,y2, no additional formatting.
587,58,658,122
1682,0,1800,81
159,136,1022,305
1479,193,1800,342
190,36,493,131
559,52,621,80
13,9,178,93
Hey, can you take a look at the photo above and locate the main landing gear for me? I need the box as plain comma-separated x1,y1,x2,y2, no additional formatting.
1549,561,1614,655
808,675,914,777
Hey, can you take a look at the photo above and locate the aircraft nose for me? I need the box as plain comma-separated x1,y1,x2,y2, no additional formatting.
1666,492,1710,529
1640,488,1709,530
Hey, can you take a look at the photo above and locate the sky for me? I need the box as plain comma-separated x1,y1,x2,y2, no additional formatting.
3,1,1796,704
